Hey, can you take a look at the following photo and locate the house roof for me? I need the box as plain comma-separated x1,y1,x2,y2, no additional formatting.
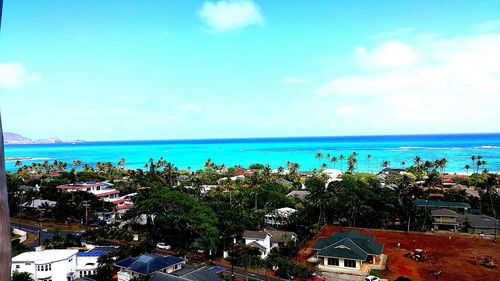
114,254,184,275
459,214,500,229
265,228,297,243
21,199,56,209
77,246,117,257
286,190,310,201
415,199,470,209
310,230,383,261
246,241,267,252
12,249,78,264
149,266,222,281
431,208,458,217
243,230,268,240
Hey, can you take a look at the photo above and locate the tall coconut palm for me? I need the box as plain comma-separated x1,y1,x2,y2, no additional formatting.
414,156,422,170
366,154,372,172
117,158,126,169
464,164,471,175
381,160,391,168
401,161,406,169
330,156,338,168
339,154,345,172
471,155,477,172
315,152,323,167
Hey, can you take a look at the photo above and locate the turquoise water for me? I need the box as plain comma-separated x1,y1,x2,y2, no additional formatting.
4,134,500,172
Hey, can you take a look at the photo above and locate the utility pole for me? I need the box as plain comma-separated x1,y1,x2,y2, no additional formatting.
435,270,441,281
0,113,13,279
83,201,90,227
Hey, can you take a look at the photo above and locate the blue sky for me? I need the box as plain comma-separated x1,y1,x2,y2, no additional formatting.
1,0,500,141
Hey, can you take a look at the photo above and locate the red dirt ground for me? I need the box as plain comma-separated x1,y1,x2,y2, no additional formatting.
298,226,500,281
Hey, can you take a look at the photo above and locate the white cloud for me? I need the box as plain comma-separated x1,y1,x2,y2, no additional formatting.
355,40,419,68
316,32,500,132
0,62,41,89
472,19,500,33
282,76,310,84
176,104,203,113
198,0,264,32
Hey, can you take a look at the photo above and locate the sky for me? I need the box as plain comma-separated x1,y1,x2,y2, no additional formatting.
1,0,500,141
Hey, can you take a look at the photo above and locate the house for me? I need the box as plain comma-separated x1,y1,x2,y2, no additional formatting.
264,207,297,226
265,228,297,248
322,169,342,186
114,254,185,281
57,181,131,211
149,265,223,281
309,230,384,273
21,199,57,210
11,249,78,281
459,214,500,235
243,230,271,259
286,190,310,202
415,199,470,212
431,209,459,230
76,246,117,279
243,229,297,259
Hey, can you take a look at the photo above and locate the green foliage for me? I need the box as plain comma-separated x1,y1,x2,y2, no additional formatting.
12,271,34,281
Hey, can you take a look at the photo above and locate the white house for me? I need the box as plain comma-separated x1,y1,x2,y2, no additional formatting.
264,207,297,226
76,246,117,279
56,181,124,209
242,230,271,259
11,249,78,281
322,169,342,187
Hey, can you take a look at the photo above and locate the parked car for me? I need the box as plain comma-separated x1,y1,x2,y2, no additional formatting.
365,276,380,281
156,242,171,250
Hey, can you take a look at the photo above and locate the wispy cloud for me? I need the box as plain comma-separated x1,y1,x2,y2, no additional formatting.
198,0,264,32
281,76,310,84
0,62,41,89
316,33,500,130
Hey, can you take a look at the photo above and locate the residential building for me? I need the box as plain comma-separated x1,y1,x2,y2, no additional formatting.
114,254,185,281
11,249,78,281
21,199,57,210
242,230,271,259
76,246,117,279
431,209,459,230
459,214,500,235
264,207,297,226
415,199,470,212
309,230,384,273
265,228,297,248
149,265,223,281
286,190,309,202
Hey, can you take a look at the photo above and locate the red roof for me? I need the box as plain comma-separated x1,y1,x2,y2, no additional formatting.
94,190,119,197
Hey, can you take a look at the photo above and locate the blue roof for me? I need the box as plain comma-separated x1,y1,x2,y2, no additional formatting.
114,254,185,275
77,246,117,257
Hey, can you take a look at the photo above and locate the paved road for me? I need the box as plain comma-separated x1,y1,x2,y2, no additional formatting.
11,222,84,248
216,263,284,281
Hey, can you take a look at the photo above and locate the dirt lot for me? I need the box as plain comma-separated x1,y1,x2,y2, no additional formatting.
298,226,500,281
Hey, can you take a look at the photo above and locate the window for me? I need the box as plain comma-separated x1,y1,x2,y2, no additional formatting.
344,259,356,268
328,258,339,266
16,265,20,269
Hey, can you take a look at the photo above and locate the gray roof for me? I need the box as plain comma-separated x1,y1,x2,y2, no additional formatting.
243,230,268,240
247,241,267,252
287,190,310,201
149,266,222,281
459,214,500,230
266,229,297,243
431,208,458,217
21,199,56,209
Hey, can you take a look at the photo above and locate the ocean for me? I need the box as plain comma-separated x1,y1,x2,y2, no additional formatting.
4,134,500,173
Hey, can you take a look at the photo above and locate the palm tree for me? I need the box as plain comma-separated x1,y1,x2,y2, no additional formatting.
401,161,406,169
117,158,126,169
339,154,345,172
414,156,422,170
366,154,372,172
471,155,477,172
381,160,391,168
464,164,471,175
15,160,22,167
315,152,323,167
330,156,338,168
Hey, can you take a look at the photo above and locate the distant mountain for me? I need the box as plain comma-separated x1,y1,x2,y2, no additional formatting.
3,132,83,144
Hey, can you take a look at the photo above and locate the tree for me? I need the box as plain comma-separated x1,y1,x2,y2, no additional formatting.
12,271,34,281
330,156,338,168
315,152,323,167
381,160,391,168
339,154,345,171
306,176,332,227
366,154,372,172
464,164,471,175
